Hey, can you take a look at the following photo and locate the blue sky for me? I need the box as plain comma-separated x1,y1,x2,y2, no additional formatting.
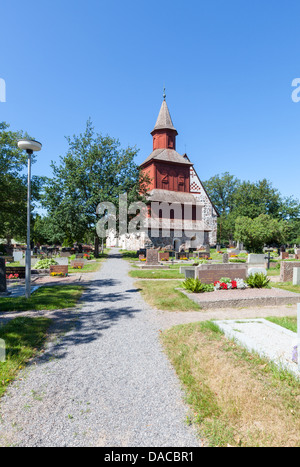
1,0,300,202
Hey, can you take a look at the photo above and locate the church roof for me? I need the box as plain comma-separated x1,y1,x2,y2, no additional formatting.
147,188,197,204
141,148,193,167
151,99,178,134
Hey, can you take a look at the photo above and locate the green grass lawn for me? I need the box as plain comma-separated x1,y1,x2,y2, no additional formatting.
267,268,280,276
266,316,297,333
161,321,300,447
68,261,103,274
120,250,139,261
0,285,84,312
271,281,300,294
0,317,52,398
129,269,185,279
135,279,200,311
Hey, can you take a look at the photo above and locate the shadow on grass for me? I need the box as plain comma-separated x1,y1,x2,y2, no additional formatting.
0,285,84,313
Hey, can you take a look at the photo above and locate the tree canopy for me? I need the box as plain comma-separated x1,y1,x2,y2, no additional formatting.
203,172,300,247
0,122,43,244
40,119,150,245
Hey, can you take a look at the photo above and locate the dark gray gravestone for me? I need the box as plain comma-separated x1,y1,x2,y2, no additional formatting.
0,258,7,292
146,249,159,265
222,253,229,263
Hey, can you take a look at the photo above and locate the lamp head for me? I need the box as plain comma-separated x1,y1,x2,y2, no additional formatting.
18,139,42,153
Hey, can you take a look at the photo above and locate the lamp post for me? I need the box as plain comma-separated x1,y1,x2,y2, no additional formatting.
17,139,42,298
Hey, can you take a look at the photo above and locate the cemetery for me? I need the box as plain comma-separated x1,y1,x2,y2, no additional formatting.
0,78,299,447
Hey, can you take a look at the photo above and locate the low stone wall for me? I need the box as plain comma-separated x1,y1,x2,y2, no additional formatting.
195,263,247,284
280,261,300,282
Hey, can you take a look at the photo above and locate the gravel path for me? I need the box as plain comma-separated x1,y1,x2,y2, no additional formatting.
0,250,200,447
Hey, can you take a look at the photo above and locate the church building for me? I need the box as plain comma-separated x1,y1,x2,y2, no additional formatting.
106,95,218,250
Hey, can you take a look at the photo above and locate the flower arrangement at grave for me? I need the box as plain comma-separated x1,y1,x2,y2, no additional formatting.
214,277,248,291
50,272,68,277
6,273,19,280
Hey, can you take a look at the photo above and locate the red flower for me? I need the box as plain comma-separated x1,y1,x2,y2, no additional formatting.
214,281,220,286
231,280,237,289
220,282,228,290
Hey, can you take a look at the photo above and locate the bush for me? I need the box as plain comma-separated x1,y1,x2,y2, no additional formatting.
246,272,270,288
182,278,214,293
34,258,58,269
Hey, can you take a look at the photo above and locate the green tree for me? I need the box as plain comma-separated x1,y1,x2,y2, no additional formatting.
232,179,282,219
42,119,150,246
234,214,289,253
0,122,43,244
203,172,240,215
204,172,300,245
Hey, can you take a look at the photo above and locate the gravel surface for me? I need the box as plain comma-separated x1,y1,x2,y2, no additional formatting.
0,250,200,447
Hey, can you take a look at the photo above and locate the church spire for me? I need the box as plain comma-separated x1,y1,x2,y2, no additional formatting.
151,98,178,134
151,95,178,150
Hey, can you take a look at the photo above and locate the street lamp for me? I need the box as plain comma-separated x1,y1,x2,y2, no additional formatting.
17,139,42,298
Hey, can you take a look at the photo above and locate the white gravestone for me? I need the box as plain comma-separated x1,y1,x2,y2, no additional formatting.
293,268,300,286
247,267,267,277
247,254,266,264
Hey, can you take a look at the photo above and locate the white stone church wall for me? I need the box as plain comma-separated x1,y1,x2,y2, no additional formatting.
189,167,218,245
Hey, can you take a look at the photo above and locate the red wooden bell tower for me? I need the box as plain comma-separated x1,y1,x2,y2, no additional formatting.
140,94,192,193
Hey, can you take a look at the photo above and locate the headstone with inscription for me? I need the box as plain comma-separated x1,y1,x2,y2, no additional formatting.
146,249,159,265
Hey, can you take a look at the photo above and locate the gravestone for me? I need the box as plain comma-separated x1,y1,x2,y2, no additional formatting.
195,263,247,284
293,268,300,285
49,265,68,276
280,252,289,260
146,249,159,265
13,251,23,262
237,241,244,250
222,253,229,263
247,254,266,264
0,258,6,292
280,261,300,282
248,267,267,277
20,257,39,267
70,260,85,269
158,252,169,261
6,266,26,278
181,267,196,279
